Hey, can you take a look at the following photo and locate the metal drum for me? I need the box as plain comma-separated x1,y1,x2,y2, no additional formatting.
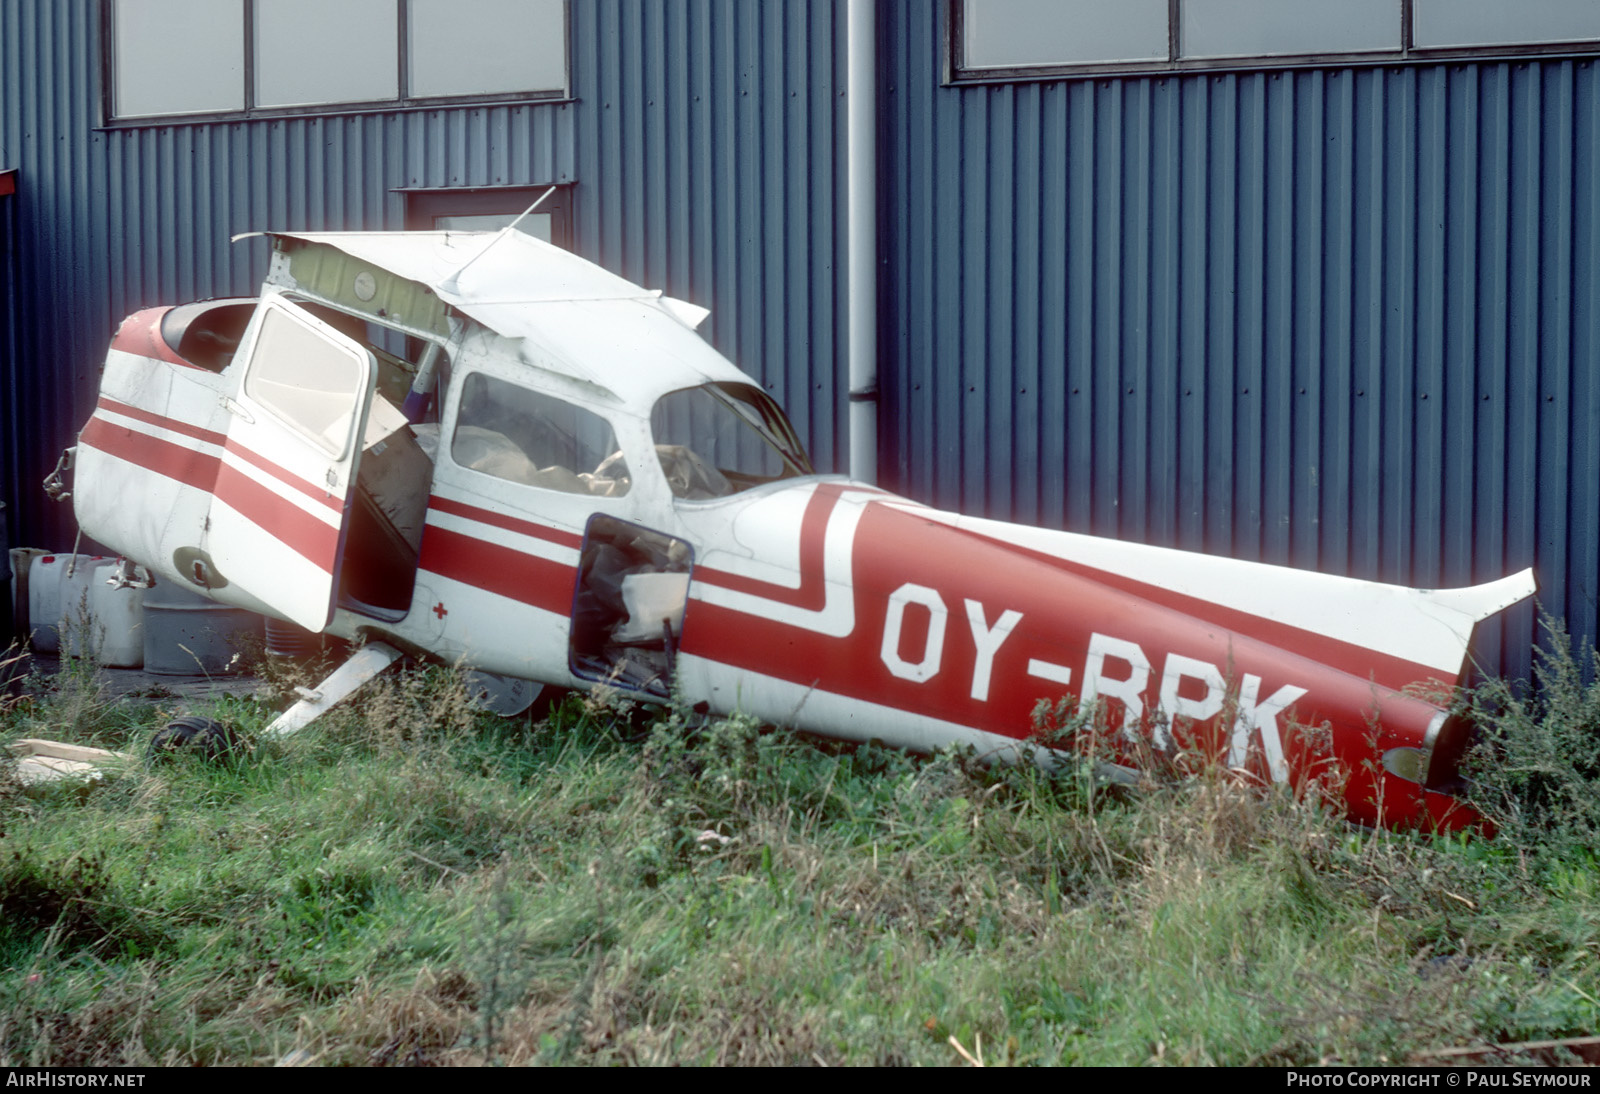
142,579,263,675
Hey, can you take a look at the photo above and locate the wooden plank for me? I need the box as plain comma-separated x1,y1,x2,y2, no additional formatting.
9,737,130,763
1412,1036,1600,1066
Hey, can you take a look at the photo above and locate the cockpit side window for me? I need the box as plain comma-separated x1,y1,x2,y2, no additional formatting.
649,382,813,499
452,372,631,497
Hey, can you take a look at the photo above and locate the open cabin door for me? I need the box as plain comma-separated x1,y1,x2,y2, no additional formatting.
209,296,377,630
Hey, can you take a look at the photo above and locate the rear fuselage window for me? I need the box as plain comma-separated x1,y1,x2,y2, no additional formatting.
161,299,256,372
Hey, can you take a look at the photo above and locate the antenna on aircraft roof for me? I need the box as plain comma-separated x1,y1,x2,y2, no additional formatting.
435,184,556,296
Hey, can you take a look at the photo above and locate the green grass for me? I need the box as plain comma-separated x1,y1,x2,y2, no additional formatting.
0,643,1596,1066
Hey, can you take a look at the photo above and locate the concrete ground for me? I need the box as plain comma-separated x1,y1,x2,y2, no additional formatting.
15,652,262,704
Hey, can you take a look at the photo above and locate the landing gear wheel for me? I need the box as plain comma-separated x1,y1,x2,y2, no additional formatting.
148,716,243,762
527,685,570,723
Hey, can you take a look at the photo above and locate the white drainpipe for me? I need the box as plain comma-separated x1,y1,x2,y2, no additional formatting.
847,0,877,484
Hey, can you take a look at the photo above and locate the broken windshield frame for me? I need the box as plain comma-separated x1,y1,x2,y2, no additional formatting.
649,382,814,500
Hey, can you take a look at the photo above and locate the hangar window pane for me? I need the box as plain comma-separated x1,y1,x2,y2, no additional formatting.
107,0,569,122
113,0,244,118
435,213,551,241
954,0,1600,80
961,0,1167,68
409,0,567,98
254,0,398,108
1182,0,1397,59
1413,0,1600,49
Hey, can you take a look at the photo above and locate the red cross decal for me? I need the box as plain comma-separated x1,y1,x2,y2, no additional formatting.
432,601,448,619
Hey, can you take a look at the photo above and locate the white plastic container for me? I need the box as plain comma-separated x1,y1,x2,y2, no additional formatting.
27,554,106,654
26,556,65,652
88,563,146,668
9,548,48,641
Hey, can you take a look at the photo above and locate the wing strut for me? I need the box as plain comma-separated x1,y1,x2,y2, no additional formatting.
260,641,405,740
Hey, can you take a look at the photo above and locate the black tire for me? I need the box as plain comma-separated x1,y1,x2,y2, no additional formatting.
148,716,242,762
527,685,570,723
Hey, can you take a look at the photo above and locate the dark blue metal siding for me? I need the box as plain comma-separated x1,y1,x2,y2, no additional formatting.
0,171,17,565
882,3,1600,679
572,0,848,472
0,0,577,549
0,0,99,553
0,0,847,549
92,103,576,315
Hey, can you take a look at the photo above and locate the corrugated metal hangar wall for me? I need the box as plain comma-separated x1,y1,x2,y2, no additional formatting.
881,8,1600,681
0,0,846,571
2,1,1597,681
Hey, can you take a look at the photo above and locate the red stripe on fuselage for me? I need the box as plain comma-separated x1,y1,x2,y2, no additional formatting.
418,525,575,613
212,462,341,571
79,413,220,491
94,394,228,448
679,501,1439,749
690,481,850,610
222,439,343,512
687,476,1445,697
95,392,348,513
944,524,1451,694
84,400,343,570
428,495,583,549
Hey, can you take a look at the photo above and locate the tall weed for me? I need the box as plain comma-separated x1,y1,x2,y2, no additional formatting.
1464,616,1600,864
1,637,1596,1064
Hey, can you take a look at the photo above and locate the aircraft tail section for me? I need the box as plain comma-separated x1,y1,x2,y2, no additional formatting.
916,507,1536,691
1418,569,1539,625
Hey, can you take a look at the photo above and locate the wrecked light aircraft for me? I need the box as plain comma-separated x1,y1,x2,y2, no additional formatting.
70,225,1535,829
